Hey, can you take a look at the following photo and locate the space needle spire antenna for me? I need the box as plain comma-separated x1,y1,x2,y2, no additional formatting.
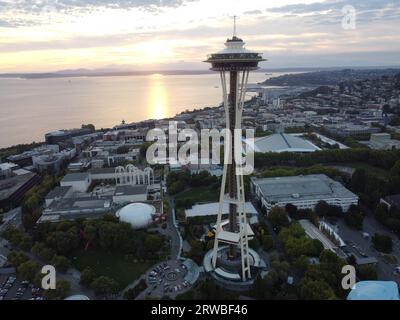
203,19,267,284
233,15,237,38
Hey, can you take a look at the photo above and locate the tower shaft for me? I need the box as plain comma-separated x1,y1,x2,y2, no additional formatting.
228,71,238,259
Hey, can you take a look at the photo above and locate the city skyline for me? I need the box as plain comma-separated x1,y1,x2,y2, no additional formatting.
0,0,399,72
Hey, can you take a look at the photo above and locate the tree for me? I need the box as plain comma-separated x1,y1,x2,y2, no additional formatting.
7,251,29,268
315,201,330,217
390,160,400,177
19,235,33,251
17,260,39,282
345,210,364,230
308,239,324,257
327,205,343,217
43,279,70,300
358,265,378,281
80,267,96,287
285,203,298,217
294,255,310,272
144,234,162,252
268,207,289,230
51,255,70,273
297,278,336,300
1,225,32,250
351,168,367,193
81,123,95,132
375,203,390,223
347,254,357,266
31,242,56,262
189,240,204,264
91,276,119,296
372,233,393,253
261,235,274,251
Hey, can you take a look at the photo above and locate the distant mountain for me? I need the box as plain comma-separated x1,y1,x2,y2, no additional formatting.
0,68,214,79
54,68,93,75
1,66,399,81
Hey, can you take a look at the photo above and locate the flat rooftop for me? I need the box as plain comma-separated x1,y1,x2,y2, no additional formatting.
45,186,72,200
114,185,147,196
252,174,357,203
90,167,116,174
46,195,112,212
0,172,37,201
185,202,257,218
61,172,89,182
248,133,320,153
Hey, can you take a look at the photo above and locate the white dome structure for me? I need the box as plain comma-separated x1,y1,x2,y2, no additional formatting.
347,281,400,300
65,295,90,300
116,203,155,229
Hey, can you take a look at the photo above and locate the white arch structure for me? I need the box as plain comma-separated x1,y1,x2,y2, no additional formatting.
115,165,154,186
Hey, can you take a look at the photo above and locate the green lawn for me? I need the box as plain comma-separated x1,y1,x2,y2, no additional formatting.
175,186,219,204
73,250,153,291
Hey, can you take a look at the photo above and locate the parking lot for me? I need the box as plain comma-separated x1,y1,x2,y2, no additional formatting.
145,260,192,298
337,217,400,282
0,274,44,300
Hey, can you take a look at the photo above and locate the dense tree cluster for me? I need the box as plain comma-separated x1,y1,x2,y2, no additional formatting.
90,276,119,297
32,216,166,261
267,207,290,231
123,279,147,300
278,223,324,261
21,175,60,230
177,279,237,300
344,205,364,230
4,214,167,299
167,171,219,195
297,250,347,300
314,201,343,218
374,203,400,236
43,280,71,300
255,149,400,171
2,226,33,251
259,165,346,181
372,233,393,253
250,254,294,300
251,221,274,252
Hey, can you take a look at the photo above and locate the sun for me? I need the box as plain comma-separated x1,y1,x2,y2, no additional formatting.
137,41,174,62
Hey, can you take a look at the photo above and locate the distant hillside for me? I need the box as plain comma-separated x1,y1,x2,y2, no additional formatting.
262,69,400,87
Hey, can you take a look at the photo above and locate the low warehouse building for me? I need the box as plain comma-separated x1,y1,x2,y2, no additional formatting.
112,185,148,205
60,172,91,193
251,174,358,213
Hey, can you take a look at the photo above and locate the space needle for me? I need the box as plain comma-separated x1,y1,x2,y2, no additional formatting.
202,18,267,288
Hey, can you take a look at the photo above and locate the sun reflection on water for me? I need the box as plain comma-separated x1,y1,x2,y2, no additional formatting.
148,74,168,119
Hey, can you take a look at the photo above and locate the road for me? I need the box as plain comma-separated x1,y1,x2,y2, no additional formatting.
166,195,182,260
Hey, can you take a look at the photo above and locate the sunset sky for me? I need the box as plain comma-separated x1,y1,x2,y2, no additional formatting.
0,0,399,72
